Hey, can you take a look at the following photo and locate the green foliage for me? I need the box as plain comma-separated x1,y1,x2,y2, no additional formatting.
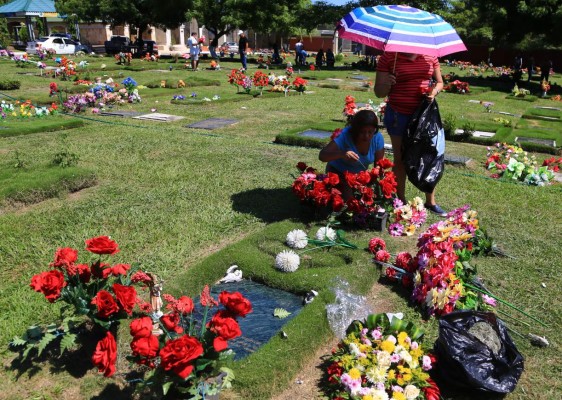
442,112,457,137
0,80,21,90
273,308,291,319
12,150,27,169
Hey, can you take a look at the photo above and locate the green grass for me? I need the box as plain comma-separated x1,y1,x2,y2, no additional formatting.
0,56,561,400
0,117,86,138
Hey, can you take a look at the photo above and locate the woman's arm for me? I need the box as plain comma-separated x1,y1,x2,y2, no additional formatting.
319,141,359,162
427,63,444,101
374,71,396,98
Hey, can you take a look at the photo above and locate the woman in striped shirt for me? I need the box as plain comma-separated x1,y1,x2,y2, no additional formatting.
375,52,446,216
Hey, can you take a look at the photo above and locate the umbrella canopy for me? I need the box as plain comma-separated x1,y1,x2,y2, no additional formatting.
336,5,466,57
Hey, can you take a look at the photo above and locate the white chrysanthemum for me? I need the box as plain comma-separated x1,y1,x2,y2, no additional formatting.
286,229,308,249
371,389,390,400
275,250,300,272
399,350,414,367
376,351,392,369
404,384,420,400
316,226,336,241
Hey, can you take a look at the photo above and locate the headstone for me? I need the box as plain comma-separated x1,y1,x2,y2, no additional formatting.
192,280,303,360
444,154,472,165
515,137,556,147
553,172,562,183
454,129,495,138
100,110,144,117
350,75,368,80
535,106,561,111
133,113,185,122
298,129,331,139
185,118,239,130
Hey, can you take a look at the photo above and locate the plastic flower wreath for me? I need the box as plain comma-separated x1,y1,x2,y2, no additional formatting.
389,197,427,237
292,76,308,94
323,313,440,400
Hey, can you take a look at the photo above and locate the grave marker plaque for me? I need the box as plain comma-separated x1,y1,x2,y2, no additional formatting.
100,110,144,118
133,113,185,122
185,118,239,130
298,129,332,139
515,137,556,147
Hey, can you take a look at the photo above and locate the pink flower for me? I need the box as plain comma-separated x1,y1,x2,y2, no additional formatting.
482,294,497,307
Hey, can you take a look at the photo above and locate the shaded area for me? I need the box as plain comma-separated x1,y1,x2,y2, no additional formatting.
231,187,308,223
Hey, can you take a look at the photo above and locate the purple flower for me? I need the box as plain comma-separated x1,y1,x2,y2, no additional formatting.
393,198,404,208
388,223,404,237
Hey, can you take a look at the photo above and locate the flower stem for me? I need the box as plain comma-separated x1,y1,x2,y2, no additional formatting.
465,282,548,327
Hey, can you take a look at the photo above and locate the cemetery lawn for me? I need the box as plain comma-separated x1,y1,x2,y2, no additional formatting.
0,54,560,399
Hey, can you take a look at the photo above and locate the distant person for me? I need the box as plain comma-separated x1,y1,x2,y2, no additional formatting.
540,59,553,82
146,40,154,55
238,30,248,70
513,54,523,71
326,48,335,68
272,43,281,64
137,36,144,56
295,38,304,66
527,56,535,82
315,49,324,68
187,32,200,71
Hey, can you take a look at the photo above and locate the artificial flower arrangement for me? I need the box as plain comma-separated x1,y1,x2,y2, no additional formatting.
252,71,269,95
115,51,133,65
268,73,291,93
227,69,247,92
209,60,220,70
275,226,357,273
323,313,440,400
53,56,77,80
12,236,148,373
143,52,159,62
342,95,386,123
286,65,294,76
0,99,58,119
542,156,562,172
309,64,316,71
388,197,427,237
121,76,142,103
12,53,30,67
511,84,530,97
292,76,308,94
291,159,397,229
486,142,554,185
442,79,470,94
127,286,251,398
372,205,546,330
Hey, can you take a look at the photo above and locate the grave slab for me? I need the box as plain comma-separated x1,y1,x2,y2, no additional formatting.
192,280,303,360
515,137,556,147
185,117,239,130
455,129,495,138
496,111,522,117
534,106,561,111
350,75,368,80
133,113,185,122
468,100,482,103
298,129,332,139
326,78,343,82
444,154,472,165
100,110,144,118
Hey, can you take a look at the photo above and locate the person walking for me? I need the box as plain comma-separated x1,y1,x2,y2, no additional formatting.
209,36,219,59
540,59,553,83
374,52,446,216
187,32,200,71
295,38,304,66
526,56,535,82
238,30,248,70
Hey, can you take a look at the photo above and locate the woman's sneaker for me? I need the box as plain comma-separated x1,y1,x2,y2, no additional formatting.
425,203,447,217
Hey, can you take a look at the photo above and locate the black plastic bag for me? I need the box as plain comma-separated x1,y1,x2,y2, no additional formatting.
434,311,524,394
403,98,445,193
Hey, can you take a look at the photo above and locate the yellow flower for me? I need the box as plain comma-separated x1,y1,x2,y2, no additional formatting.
387,369,396,380
397,377,404,385
380,340,395,353
410,348,423,359
403,373,413,382
349,368,362,380
362,396,374,400
397,332,409,346
392,392,406,400
405,224,416,236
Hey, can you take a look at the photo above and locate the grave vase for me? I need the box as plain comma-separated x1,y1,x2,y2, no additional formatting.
372,211,388,232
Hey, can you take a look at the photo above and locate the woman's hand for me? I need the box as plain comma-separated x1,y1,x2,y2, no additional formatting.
344,150,360,162
375,71,396,98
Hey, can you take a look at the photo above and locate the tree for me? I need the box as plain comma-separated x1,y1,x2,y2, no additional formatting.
186,0,247,44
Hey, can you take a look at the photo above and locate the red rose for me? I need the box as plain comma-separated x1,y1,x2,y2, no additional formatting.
331,194,345,212
219,291,253,317
422,377,441,400
131,335,160,358
356,170,371,186
70,263,91,283
130,316,153,338
159,335,203,379
30,270,67,302
109,263,130,276
346,198,362,213
50,247,78,268
376,158,393,169
385,266,397,280
113,283,137,315
175,296,194,314
91,331,117,377
85,236,120,255
209,310,241,341
368,237,386,254
160,313,183,334
375,249,391,263
296,162,307,171
92,290,119,318
323,172,340,187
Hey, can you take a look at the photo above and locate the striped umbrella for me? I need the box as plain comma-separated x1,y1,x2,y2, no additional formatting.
336,5,466,57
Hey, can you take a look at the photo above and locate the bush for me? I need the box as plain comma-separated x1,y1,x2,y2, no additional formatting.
0,80,21,90
442,113,457,138
335,53,344,63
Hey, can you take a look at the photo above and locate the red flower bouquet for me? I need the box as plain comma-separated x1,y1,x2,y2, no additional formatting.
128,286,252,398
292,76,308,93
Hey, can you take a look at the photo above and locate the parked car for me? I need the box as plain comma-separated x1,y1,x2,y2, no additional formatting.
104,35,131,54
220,42,239,53
26,36,91,55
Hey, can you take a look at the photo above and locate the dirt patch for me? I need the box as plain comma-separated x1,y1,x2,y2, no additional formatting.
271,280,396,400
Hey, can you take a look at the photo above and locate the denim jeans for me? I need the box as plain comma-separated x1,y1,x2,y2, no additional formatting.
240,52,247,69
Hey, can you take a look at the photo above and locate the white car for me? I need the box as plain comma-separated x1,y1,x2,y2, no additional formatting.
220,42,239,53
27,36,88,55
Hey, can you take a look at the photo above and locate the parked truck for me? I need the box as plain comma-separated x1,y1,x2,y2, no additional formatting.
104,36,131,54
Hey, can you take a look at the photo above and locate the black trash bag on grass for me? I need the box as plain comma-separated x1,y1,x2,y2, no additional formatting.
434,310,524,394
403,98,445,193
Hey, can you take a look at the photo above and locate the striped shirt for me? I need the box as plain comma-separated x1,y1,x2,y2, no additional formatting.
377,52,438,115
